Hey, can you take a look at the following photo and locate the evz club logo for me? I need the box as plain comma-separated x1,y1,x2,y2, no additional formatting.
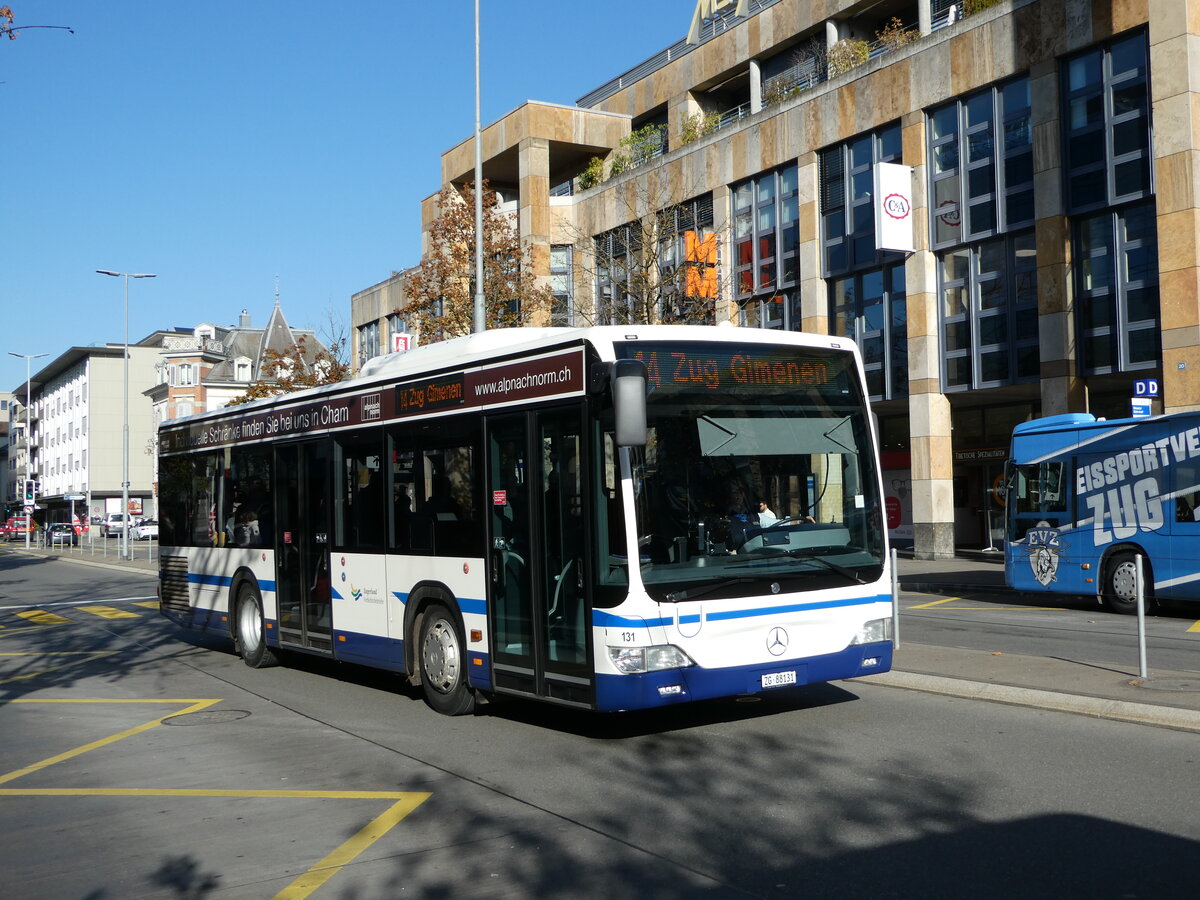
1021,525,1068,586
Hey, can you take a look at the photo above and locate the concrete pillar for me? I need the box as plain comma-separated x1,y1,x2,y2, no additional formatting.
749,58,762,114
518,136,552,322
902,110,955,558
1150,0,1200,412
918,0,932,36
796,151,827,333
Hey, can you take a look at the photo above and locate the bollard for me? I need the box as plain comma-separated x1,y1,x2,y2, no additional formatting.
891,547,901,649
1135,554,1148,679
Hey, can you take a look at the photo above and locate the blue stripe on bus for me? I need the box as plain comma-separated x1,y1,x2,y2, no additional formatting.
389,592,486,617
186,573,276,593
592,594,889,629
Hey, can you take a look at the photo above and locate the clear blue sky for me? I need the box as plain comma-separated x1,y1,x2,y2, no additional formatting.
2,1,696,391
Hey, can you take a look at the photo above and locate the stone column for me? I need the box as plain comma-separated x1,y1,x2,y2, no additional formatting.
1151,0,1200,412
903,109,955,558
796,151,827,333
518,136,552,323
749,58,763,114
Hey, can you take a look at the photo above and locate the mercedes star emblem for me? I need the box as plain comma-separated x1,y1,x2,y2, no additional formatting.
766,626,789,656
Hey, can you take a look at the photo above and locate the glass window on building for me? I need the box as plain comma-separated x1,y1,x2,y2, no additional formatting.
821,125,903,275
939,232,1039,391
734,165,799,329
830,263,909,401
595,225,640,325
658,194,715,324
929,78,1032,248
550,245,573,326
1064,30,1152,213
1074,200,1159,374
357,321,380,367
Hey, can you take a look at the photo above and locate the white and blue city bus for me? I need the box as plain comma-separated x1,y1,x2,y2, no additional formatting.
1005,411,1200,613
157,326,893,714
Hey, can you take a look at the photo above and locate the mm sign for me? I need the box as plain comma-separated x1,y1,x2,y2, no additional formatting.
875,162,914,252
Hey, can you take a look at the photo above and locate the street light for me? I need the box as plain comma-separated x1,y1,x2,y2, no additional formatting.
8,351,48,550
96,269,156,560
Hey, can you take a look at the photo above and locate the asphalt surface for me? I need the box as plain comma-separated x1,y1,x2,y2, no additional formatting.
6,539,1200,733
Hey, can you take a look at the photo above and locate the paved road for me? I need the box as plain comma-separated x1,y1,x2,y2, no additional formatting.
2,552,1199,898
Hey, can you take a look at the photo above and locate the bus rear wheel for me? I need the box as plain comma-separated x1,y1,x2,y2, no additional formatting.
1104,552,1150,615
418,603,475,716
235,582,279,668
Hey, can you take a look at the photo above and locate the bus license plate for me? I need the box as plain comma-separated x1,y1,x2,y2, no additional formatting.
761,670,797,689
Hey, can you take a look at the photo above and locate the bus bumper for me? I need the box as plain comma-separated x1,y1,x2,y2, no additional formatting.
593,640,893,712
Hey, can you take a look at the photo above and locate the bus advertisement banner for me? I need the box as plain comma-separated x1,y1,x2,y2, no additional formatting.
159,348,586,454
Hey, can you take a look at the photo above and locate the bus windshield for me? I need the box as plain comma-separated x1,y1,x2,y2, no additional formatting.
616,341,885,598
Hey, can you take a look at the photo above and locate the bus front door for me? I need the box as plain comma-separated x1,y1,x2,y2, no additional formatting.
274,440,333,653
487,409,592,707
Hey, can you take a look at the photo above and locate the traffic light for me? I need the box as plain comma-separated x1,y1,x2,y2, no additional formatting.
23,479,34,502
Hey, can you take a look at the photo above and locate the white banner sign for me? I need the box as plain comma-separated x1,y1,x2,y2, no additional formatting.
874,162,915,253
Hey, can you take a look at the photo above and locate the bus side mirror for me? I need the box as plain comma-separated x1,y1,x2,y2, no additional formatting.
611,359,647,448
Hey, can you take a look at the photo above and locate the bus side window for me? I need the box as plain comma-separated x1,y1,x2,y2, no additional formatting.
1175,461,1200,523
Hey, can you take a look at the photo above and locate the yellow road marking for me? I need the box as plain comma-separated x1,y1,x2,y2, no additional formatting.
908,597,959,609
1188,620,1200,633
15,610,71,625
274,795,432,900
0,788,430,801
133,600,159,609
0,698,222,786
76,605,140,620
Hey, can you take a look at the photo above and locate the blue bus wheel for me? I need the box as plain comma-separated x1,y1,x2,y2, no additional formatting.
1104,552,1149,616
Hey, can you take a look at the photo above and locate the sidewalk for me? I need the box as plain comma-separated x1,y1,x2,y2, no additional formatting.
6,543,1199,731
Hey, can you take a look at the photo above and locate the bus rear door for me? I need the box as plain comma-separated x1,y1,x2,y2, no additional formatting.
274,440,334,652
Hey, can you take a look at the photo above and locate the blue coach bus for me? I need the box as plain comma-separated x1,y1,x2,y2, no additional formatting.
1004,411,1200,613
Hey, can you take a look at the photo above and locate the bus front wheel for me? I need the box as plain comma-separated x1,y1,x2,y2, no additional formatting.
235,582,279,668
1104,552,1151,615
418,603,476,716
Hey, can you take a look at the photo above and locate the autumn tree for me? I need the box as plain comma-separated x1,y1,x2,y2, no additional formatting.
401,180,553,342
227,335,350,406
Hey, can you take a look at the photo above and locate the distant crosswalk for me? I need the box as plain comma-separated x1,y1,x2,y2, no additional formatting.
0,600,159,629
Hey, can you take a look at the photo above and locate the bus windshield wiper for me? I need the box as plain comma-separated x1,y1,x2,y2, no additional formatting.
784,550,865,584
665,577,754,603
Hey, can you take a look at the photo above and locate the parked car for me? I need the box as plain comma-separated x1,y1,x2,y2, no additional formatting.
47,523,79,546
132,518,158,541
103,513,131,537
5,516,32,542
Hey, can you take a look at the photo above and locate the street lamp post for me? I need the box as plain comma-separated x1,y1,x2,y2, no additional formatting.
96,269,156,560
8,352,48,550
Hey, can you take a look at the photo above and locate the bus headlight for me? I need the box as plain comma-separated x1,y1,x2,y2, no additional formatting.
850,617,893,645
608,645,695,674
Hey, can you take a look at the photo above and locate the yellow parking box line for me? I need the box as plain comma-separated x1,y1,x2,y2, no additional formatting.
15,610,71,626
0,788,429,801
1188,620,1200,633
133,601,160,609
0,698,222,786
274,794,432,900
908,597,960,609
76,605,140,620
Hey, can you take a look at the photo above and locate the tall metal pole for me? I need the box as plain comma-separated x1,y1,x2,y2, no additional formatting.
97,269,155,560
8,351,47,550
472,0,485,334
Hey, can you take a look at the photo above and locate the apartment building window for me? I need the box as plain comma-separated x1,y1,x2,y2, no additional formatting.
595,225,641,324
929,79,1032,248
178,364,195,386
821,126,902,275
830,263,909,401
658,195,715,324
1074,201,1159,374
939,232,1039,390
550,246,573,326
357,321,380,366
734,165,799,329
1064,31,1151,214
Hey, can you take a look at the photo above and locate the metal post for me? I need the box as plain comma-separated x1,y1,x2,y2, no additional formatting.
1135,554,1148,679
891,547,901,649
8,351,47,551
472,0,485,334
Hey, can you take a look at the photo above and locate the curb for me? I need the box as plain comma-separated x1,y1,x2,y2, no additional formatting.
860,670,1200,734
1,547,157,577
